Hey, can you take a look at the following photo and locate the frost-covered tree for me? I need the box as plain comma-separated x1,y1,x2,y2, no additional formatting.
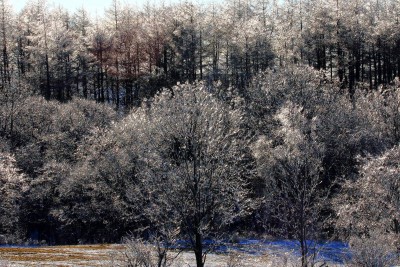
71,7,93,99
333,145,400,265
252,100,327,267
49,7,75,101
247,65,387,266
355,84,400,146
21,0,52,98
0,75,30,139
246,65,384,184
51,100,135,243
0,0,13,87
8,97,116,242
56,125,138,243
134,83,254,267
168,2,201,82
0,151,27,242
335,145,400,240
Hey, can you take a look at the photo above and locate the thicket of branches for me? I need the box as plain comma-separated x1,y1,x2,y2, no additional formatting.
1,0,400,266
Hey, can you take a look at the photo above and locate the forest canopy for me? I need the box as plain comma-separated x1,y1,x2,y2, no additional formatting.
1,0,400,266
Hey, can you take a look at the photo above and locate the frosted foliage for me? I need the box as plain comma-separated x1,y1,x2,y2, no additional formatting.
335,145,400,242
0,152,27,240
60,121,141,233
274,101,308,148
348,231,399,267
137,83,250,222
124,82,253,266
0,153,25,184
58,82,252,253
252,99,326,267
253,100,324,170
355,88,400,145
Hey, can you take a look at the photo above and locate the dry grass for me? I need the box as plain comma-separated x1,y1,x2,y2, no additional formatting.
0,244,275,267
0,244,343,267
0,244,124,266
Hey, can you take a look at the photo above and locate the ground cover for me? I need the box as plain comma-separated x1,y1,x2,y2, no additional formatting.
0,240,347,266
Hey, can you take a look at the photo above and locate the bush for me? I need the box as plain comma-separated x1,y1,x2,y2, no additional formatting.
115,236,180,267
347,231,399,267
226,251,244,267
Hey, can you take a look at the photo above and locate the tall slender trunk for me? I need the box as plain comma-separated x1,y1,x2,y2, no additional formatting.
199,30,203,80
330,47,333,80
163,46,168,76
369,46,373,90
1,0,10,86
349,54,355,99
45,53,51,100
373,45,378,89
115,58,120,110
397,40,400,78
82,62,88,99
194,232,204,267
299,195,308,267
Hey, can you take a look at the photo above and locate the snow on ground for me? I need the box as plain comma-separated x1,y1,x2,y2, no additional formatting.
0,241,347,267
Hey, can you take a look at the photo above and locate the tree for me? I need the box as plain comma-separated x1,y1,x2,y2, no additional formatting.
89,19,112,103
49,7,76,101
355,84,400,146
0,75,30,139
55,126,138,243
169,2,201,83
0,151,28,242
134,82,254,267
18,0,53,99
0,0,13,87
71,7,93,99
334,145,400,240
54,107,137,243
246,65,383,183
252,100,327,267
272,0,305,65
246,65,386,266
333,145,400,266
2,96,116,243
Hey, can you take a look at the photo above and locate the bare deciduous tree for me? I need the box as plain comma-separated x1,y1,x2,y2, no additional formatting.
132,82,255,267
252,100,327,267
334,145,400,242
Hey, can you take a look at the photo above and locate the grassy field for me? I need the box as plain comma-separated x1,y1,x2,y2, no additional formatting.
0,244,273,267
0,244,344,266
0,244,123,266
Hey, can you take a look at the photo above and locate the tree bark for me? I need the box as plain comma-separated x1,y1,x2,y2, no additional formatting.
194,232,204,267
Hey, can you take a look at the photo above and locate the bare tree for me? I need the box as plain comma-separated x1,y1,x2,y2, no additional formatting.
132,82,254,267
252,100,327,267
334,145,400,242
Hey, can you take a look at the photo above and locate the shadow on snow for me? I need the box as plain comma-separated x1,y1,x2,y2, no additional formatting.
174,239,350,263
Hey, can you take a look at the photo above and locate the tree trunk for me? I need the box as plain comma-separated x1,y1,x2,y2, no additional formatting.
299,194,308,267
194,232,204,267
349,55,355,101
373,45,378,89
45,53,51,100
369,46,373,90
199,30,203,80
